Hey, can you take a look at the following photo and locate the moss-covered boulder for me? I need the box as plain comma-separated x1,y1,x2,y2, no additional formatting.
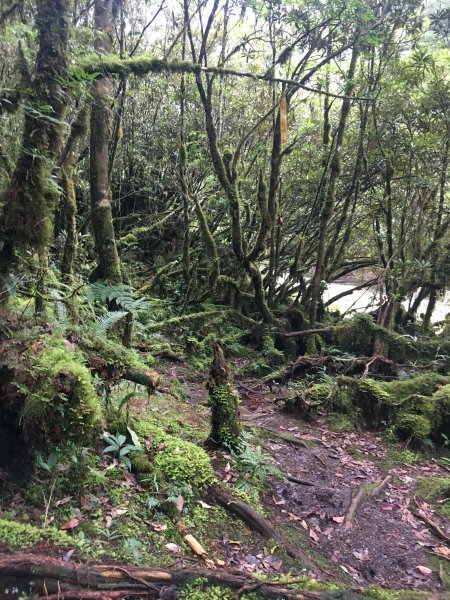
296,373,450,444
131,421,216,493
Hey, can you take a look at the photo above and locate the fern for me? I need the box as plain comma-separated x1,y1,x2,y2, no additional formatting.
86,281,151,317
49,288,68,330
94,311,129,335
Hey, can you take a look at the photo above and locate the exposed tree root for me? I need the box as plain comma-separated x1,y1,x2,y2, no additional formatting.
345,485,370,527
345,477,392,528
209,485,322,573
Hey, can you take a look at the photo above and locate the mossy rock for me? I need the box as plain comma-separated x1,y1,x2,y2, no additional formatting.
21,341,102,448
0,518,84,551
307,372,450,442
131,421,216,493
394,413,431,441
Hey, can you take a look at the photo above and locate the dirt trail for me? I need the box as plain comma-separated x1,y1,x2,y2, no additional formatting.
236,377,449,592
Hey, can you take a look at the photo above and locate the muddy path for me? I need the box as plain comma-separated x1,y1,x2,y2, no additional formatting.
236,377,450,592
164,361,449,593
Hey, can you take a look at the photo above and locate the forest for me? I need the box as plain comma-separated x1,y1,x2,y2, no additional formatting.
0,0,449,597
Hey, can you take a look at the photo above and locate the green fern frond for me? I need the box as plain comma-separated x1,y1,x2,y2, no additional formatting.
95,311,128,335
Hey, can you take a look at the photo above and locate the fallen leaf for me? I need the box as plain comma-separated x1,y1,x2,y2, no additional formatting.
433,546,450,559
216,559,225,566
176,494,184,512
152,523,168,532
165,543,181,554
59,518,80,530
309,528,320,543
416,566,432,575
272,496,286,506
332,515,345,524
110,507,128,517
62,549,76,561
54,496,72,507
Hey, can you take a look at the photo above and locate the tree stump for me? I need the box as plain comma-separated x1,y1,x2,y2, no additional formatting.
207,343,241,449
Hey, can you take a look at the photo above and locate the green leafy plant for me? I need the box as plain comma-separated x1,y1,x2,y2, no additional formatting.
230,436,284,484
102,427,142,470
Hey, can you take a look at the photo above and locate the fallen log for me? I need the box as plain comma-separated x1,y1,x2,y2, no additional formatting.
0,552,361,599
2,553,448,599
123,367,159,391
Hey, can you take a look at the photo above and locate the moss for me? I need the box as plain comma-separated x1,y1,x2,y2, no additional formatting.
394,413,431,441
153,437,215,492
208,384,242,449
415,476,450,518
0,518,84,551
131,421,216,493
129,450,153,475
21,340,102,447
332,376,392,428
306,372,450,441
378,373,450,402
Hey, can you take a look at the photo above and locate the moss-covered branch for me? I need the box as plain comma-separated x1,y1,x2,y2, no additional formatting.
77,54,373,101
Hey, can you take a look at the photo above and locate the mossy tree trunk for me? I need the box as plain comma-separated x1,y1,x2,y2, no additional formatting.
0,0,69,297
89,0,122,283
207,342,241,449
58,107,88,284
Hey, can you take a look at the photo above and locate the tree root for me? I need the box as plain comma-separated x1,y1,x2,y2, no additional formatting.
209,485,322,573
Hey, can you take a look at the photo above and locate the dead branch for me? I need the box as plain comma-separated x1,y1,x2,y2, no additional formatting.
370,475,391,497
209,485,322,573
0,552,362,599
411,510,450,544
345,484,370,526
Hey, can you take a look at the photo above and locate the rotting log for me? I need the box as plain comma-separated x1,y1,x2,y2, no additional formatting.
1,553,448,600
123,368,159,391
0,553,360,599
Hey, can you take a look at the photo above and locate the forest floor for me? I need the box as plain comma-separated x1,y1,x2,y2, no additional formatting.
1,354,450,598
156,360,450,595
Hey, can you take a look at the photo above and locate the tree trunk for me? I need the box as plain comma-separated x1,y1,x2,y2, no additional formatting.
0,0,70,294
89,0,122,283
207,342,241,449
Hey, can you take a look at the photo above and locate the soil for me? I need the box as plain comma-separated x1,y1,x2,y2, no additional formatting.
236,376,450,593
164,361,450,593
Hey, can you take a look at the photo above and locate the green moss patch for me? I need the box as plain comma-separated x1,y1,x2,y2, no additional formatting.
131,421,215,493
0,518,83,551
21,341,102,447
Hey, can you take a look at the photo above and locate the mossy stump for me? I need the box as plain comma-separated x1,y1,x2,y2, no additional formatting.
207,343,241,449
